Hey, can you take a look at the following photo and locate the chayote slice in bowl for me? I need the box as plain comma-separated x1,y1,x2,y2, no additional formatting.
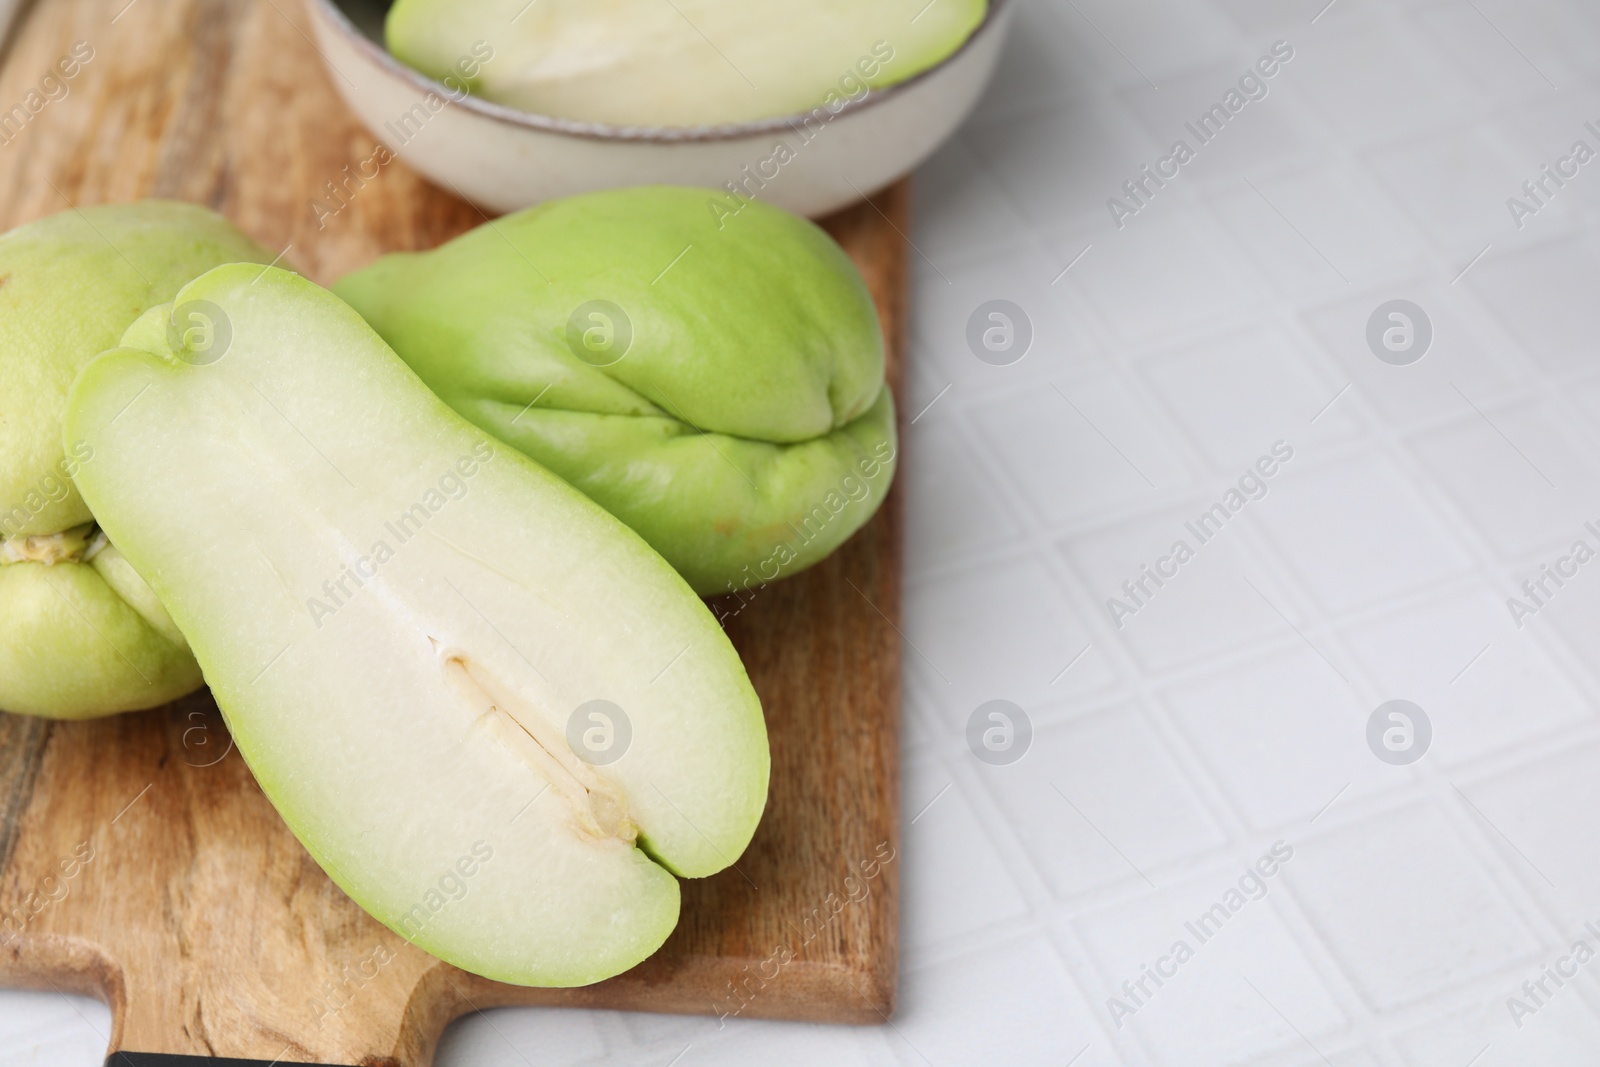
335,186,896,598
0,200,270,718
385,0,989,127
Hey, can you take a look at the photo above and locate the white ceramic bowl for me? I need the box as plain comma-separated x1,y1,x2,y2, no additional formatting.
304,0,1012,217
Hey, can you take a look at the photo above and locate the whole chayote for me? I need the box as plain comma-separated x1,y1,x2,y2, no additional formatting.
335,186,896,597
0,201,270,718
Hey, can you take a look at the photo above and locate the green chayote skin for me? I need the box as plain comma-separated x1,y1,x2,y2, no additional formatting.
334,186,896,598
0,201,271,718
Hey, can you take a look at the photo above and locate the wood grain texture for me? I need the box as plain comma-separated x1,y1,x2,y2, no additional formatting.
0,0,906,1061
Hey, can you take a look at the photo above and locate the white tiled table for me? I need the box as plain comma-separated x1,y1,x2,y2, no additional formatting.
11,0,1600,1062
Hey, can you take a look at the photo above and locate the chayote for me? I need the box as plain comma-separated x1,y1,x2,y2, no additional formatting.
385,0,989,127
0,201,270,718
335,186,896,598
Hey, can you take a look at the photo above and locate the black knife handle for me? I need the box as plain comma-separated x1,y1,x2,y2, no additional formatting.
106,1055,362,1066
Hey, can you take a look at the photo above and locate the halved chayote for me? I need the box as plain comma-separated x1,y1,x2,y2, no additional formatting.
385,0,988,127
67,263,767,985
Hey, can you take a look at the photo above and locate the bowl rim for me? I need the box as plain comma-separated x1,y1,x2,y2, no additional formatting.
307,0,1010,143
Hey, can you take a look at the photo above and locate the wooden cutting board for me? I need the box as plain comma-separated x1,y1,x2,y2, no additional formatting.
0,0,905,1062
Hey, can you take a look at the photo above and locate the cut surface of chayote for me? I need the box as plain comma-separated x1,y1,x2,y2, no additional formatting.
385,0,987,126
335,186,897,598
67,264,768,986
0,201,270,718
